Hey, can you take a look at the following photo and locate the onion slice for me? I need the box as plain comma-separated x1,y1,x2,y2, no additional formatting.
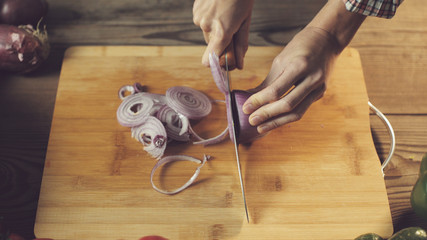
156,105,191,142
117,92,154,127
209,53,228,94
118,85,136,100
192,126,229,146
166,86,212,120
150,155,209,195
131,116,167,159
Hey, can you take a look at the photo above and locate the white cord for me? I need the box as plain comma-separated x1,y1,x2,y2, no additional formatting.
368,101,396,176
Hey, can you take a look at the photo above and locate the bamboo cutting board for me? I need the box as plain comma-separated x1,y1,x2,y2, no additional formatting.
34,46,393,240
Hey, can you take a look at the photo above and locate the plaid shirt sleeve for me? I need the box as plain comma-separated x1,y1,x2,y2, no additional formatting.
343,0,403,19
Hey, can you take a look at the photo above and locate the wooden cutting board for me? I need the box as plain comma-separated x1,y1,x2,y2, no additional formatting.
34,46,393,240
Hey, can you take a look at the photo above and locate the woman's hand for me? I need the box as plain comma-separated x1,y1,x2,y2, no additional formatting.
242,26,341,134
192,0,254,69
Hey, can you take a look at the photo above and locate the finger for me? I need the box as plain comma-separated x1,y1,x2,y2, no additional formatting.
248,74,325,126
218,42,237,70
202,33,232,67
247,61,284,93
256,85,326,134
242,58,309,114
234,18,251,70
203,31,210,44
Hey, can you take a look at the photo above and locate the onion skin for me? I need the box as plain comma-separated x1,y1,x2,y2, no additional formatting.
0,24,49,73
0,0,48,27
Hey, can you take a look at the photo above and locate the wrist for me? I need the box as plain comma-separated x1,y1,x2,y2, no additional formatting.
307,0,366,52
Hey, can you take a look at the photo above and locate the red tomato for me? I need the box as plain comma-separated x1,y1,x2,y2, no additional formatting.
139,236,169,240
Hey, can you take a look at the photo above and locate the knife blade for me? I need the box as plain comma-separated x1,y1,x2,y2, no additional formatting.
224,50,250,223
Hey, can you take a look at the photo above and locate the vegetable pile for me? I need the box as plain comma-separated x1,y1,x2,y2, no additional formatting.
0,0,49,73
116,53,264,194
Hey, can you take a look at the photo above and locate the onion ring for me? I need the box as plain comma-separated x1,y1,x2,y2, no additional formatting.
117,92,154,127
118,85,136,100
150,155,209,195
192,126,229,146
156,105,191,142
131,116,167,159
166,86,212,120
209,53,228,94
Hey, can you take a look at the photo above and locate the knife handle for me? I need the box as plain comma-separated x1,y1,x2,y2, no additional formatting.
219,42,237,71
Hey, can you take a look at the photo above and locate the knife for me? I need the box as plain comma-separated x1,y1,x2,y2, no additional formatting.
222,47,250,223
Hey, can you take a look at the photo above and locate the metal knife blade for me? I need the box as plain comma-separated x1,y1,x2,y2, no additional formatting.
224,51,250,223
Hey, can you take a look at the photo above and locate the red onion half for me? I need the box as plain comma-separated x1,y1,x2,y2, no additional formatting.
229,90,264,144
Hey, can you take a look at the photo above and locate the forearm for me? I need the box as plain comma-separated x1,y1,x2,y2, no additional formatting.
307,0,366,52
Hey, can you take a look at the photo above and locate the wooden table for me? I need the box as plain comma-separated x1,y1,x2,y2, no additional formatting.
0,0,426,238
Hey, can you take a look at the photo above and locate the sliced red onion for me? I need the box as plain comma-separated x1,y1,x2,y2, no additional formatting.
192,126,229,146
143,92,167,104
133,82,144,92
117,93,154,127
231,90,264,144
166,86,212,120
149,102,166,116
178,113,190,136
156,105,190,142
117,92,154,127
118,85,136,100
131,116,167,159
209,53,228,94
150,155,209,195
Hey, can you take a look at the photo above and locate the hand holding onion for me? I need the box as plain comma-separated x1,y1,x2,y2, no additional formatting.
242,27,339,133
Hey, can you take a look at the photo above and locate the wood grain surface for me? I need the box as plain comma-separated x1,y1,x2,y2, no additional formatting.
0,0,426,239
33,46,393,239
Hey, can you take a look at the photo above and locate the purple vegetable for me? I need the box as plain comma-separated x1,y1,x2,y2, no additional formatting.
0,24,49,73
230,90,263,144
0,0,48,27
